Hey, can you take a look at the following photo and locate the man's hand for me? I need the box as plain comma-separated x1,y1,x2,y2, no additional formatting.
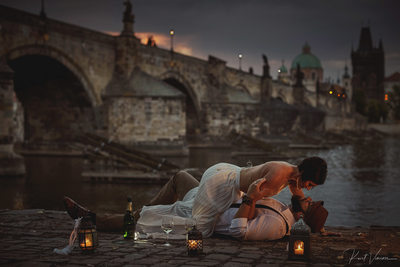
247,178,269,201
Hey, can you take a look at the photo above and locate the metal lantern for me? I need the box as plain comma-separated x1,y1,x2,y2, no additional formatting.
288,217,311,261
78,216,98,252
186,225,203,256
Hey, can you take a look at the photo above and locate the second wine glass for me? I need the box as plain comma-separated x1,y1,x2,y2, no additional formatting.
161,216,174,246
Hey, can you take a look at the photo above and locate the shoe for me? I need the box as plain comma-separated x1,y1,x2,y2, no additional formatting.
63,196,96,224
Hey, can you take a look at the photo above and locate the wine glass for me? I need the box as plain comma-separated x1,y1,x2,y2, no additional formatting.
161,216,174,246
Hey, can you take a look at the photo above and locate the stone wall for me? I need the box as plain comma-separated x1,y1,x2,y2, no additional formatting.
107,97,185,145
202,103,261,137
23,102,95,142
325,115,367,132
140,46,207,107
225,67,262,100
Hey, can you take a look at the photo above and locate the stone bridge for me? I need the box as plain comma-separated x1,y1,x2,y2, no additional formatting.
0,3,326,149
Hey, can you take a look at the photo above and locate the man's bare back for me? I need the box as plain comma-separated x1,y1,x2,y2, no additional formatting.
240,161,301,197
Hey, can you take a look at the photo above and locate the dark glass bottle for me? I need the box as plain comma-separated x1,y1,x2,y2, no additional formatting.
123,197,135,239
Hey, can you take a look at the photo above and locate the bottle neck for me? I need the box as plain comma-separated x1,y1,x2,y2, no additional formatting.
126,202,133,212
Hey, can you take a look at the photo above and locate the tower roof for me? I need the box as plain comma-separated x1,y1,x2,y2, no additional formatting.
343,64,350,79
357,27,373,52
291,43,322,69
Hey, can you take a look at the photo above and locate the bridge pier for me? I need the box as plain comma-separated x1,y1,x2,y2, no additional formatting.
0,59,25,176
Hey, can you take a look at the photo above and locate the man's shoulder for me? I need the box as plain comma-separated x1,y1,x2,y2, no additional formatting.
266,161,295,167
262,161,296,174
257,198,286,210
246,211,287,241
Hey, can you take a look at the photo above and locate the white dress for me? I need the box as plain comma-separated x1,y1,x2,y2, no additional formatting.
137,163,242,237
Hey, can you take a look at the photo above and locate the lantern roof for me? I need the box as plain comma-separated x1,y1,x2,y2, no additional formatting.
290,217,310,235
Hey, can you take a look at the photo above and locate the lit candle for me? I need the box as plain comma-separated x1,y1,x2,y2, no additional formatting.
188,240,197,249
85,237,93,247
294,243,304,255
80,234,93,249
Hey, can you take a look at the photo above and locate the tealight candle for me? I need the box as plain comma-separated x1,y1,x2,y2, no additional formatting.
294,242,304,255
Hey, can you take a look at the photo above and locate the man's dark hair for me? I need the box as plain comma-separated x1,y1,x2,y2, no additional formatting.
291,195,303,213
297,157,327,185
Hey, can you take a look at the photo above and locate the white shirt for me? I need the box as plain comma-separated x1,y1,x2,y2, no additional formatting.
214,197,296,240
138,163,243,238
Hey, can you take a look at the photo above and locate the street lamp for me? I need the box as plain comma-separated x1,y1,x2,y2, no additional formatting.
169,29,175,52
238,53,243,70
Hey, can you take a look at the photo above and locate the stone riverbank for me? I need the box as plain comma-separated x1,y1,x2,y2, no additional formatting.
0,210,399,266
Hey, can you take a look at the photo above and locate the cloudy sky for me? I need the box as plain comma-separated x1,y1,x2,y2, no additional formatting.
2,0,399,80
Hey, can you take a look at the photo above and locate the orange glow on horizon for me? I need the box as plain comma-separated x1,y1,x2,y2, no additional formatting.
104,31,193,56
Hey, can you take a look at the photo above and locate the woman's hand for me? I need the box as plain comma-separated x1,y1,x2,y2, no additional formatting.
247,178,269,201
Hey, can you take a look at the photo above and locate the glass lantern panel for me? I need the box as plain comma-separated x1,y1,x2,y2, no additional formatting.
294,240,304,255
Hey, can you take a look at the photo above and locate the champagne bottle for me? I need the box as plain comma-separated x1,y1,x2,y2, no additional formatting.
123,197,135,239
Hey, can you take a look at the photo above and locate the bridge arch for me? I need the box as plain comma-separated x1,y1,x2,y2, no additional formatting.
160,71,203,138
159,71,201,113
6,46,99,142
6,44,100,106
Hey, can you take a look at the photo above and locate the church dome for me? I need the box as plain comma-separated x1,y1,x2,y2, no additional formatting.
278,61,288,73
291,43,322,69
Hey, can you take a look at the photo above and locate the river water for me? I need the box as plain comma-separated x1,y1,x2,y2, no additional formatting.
1,137,399,227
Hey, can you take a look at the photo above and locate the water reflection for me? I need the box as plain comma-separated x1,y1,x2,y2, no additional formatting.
0,138,399,226
273,138,400,227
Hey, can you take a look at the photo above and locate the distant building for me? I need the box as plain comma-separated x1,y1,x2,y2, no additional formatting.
290,43,323,93
273,44,353,111
342,64,352,101
351,27,385,104
384,72,400,101
277,60,290,84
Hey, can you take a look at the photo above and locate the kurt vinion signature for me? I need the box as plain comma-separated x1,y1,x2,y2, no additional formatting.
343,248,398,265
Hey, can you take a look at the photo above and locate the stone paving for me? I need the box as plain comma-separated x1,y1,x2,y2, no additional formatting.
0,209,399,266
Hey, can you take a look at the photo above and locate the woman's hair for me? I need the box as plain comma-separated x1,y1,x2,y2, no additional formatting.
298,157,327,185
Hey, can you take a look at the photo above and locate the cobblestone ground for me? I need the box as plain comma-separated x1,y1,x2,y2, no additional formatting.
0,210,399,266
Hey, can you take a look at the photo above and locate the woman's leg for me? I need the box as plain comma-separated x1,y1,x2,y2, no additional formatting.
97,170,199,232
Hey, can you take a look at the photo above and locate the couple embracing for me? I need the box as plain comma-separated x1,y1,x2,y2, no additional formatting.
65,157,329,240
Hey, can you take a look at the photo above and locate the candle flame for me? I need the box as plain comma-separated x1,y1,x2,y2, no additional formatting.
294,240,304,255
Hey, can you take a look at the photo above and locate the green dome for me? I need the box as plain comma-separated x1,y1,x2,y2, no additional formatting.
278,63,288,73
291,43,322,69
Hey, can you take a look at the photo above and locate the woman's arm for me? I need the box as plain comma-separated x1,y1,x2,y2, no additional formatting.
229,178,267,239
233,196,256,220
289,182,305,198
234,178,268,220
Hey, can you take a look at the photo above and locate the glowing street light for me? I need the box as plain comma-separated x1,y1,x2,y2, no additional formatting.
169,29,175,52
238,53,243,70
